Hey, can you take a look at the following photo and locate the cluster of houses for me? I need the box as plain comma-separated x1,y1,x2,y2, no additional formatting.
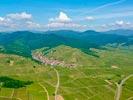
32,52,76,68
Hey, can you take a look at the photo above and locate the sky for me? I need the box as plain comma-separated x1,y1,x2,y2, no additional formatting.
0,0,133,31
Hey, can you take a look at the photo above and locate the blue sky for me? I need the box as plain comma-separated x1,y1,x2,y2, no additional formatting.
0,0,133,31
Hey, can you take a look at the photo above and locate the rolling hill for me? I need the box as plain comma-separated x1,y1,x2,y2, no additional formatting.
32,45,99,67
0,45,133,100
32,45,133,68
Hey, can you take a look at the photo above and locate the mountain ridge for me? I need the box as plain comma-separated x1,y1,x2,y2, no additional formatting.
0,29,132,57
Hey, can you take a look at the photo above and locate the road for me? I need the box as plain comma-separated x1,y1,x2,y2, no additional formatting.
39,83,50,100
53,68,60,100
10,89,14,98
33,54,60,100
115,74,133,100
0,96,22,100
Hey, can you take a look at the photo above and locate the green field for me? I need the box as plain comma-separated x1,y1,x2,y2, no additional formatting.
0,46,133,100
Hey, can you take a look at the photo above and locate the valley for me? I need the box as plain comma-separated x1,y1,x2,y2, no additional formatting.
0,44,132,100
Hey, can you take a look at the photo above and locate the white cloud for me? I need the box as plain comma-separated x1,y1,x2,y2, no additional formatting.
85,16,95,21
26,21,41,28
0,12,41,30
106,20,131,28
81,0,127,15
46,22,84,28
7,12,32,20
99,20,133,31
93,0,126,12
0,12,87,31
115,20,131,27
0,17,14,28
46,12,86,29
115,20,124,26
1,11,81,30
0,17,5,21
93,11,133,20
49,12,71,23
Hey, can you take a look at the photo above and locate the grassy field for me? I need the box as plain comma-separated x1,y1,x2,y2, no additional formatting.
0,46,133,100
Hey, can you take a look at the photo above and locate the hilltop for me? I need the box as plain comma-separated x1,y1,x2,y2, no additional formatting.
32,45,133,68
32,45,99,67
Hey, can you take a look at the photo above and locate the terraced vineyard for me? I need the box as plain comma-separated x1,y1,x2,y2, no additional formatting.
0,46,133,100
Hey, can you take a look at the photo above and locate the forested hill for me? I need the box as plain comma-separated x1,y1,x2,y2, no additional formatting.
0,29,132,57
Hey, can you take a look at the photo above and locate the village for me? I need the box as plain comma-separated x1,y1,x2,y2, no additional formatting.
32,52,76,68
